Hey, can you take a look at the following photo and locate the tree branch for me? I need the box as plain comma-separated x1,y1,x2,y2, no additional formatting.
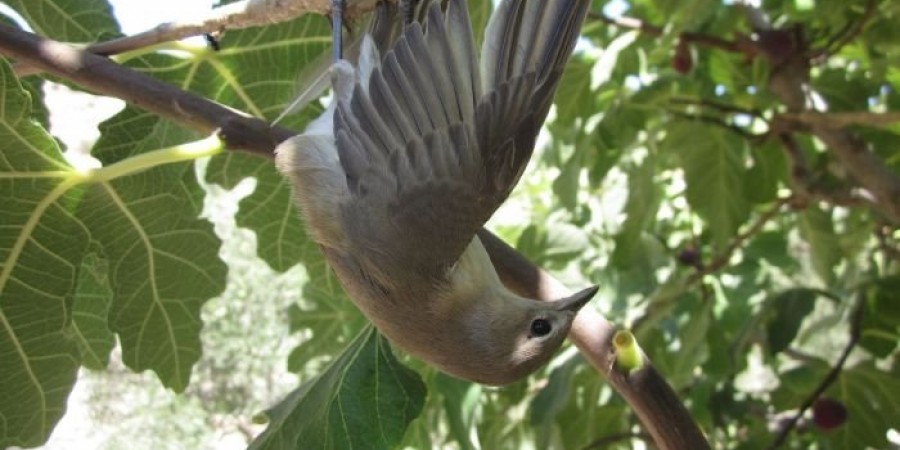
0,23,292,156
1,22,711,450
669,96,765,120
479,231,711,450
688,196,792,284
596,2,900,223
814,0,877,61
588,11,662,35
742,3,900,223
588,11,758,57
669,111,766,142
777,111,900,130
13,0,383,77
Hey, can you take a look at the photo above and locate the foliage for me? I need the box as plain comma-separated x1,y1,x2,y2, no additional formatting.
1,0,898,449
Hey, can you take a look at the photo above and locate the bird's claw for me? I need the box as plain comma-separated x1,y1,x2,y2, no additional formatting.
330,0,344,62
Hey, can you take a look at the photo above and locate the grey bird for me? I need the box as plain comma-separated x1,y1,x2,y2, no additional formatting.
276,0,596,385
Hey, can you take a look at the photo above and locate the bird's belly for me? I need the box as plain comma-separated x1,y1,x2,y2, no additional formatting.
318,246,447,361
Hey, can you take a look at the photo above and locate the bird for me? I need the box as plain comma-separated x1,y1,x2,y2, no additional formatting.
275,0,595,385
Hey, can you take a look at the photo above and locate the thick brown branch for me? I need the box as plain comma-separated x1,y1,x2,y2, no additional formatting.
743,2,900,223
0,23,293,156
479,231,711,450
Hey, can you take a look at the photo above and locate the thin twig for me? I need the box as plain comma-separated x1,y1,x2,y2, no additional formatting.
778,111,900,130
765,302,864,449
669,111,766,143
688,196,792,284
13,0,383,77
588,11,662,35
775,132,814,198
813,0,877,61
680,31,757,55
669,97,765,119
589,11,758,56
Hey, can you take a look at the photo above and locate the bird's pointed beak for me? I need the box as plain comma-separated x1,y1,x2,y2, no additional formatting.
554,285,599,312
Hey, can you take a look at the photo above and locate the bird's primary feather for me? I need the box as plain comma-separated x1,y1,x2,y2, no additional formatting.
331,0,587,292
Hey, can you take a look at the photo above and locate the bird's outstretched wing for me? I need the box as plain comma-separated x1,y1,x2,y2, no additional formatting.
333,0,587,290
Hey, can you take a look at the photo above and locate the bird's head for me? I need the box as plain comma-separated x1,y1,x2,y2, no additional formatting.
429,284,597,386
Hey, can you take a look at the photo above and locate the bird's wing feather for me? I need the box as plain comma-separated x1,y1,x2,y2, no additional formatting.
332,0,554,290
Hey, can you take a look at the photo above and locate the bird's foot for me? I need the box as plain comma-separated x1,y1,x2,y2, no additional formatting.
330,0,345,62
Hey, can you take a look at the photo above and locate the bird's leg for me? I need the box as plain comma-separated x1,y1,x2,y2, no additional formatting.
401,0,420,24
330,0,345,62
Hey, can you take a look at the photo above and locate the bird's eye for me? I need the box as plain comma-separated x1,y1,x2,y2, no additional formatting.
530,318,552,337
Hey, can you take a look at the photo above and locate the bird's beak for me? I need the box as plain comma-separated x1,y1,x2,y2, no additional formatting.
553,285,599,312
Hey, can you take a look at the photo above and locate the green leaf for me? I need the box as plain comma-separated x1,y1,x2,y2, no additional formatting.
76,174,225,391
551,142,585,211
554,58,594,126
433,373,481,450
858,276,900,357
515,222,589,269
4,0,120,41
612,154,662,267
206,153,368,373
797,206,842,283
745,142,787,204
530,355,583,450
0,57,84,448
72,252,115,370
153,16,330,272
764,288,818,356
667,122,751,249
286,285,366,374
84,108,228,391
97,13,330,164
828,363,900,449
206,152,308,272
250,326,426,450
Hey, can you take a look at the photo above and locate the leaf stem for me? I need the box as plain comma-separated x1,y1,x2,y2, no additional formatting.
81,135,224,183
